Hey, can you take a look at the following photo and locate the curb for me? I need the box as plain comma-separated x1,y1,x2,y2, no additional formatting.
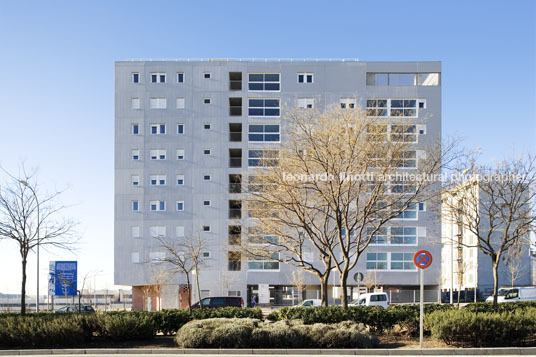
0,348,536,356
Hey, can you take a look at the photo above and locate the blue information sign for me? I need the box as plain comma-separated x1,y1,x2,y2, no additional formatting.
49,261,78,296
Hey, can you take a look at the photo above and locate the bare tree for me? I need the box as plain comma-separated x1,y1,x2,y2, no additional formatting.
243,105,454,308
0,166,77,315
289,269,309,304
504,243,527,288
443,153,536,309
155,232,208,311
363,270,378,293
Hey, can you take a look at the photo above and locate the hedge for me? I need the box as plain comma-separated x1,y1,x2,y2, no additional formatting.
176,318,378,348
464,301,536,313
425,309,536,347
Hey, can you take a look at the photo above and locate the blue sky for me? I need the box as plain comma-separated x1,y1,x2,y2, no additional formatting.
0,0,534,294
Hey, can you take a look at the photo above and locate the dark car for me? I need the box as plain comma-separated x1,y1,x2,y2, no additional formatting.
190,296,243,309
56,305,96,313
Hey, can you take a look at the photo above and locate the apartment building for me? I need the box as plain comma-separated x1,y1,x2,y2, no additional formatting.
114,59,442,310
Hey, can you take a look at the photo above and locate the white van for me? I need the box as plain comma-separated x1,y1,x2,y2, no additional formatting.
485,287,536,303
295,299,322,307
348,292,390,309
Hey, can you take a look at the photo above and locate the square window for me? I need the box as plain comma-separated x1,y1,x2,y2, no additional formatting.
131,226,140,238
131,252,140,264
132,124,139,135
150,98,167,109
176,201,184,211
131,98,140,109
203,225,211,232
132,73,139,83
176,174,184,185
204,124,211,130
176,98,185,109
298,72,314,83
203,175,211,181
204,98,211,104
132,149,140,161
132,201,139,211
203,200,211,206
176,226,185,237
177,72,184,83
298,74,304,83
151,72,166,83
204,72,211,79
131,175,140,186
203,149,211,155
202,251,211,258
177,124,184,134
177,149,185,160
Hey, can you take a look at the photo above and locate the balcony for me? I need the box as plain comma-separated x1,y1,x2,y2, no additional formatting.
229,72,242,91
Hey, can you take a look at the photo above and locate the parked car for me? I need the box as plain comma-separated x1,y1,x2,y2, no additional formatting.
295,299,322,307
348,293,389,309
190,296,243,309
485,287,536,303
56,305,95,313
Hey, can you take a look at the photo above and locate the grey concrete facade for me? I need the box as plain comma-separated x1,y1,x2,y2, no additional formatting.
114,60,442,308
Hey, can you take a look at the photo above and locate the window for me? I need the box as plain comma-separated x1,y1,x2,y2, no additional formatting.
177,72,184,83
203,72,211,79
151,72,166,83
391,125,417,142
131,226,140,238
176,98,185,109
132,72,139,83
150,124,166,134
176,226,185,237
203,200,211,206
297,98,314,109
150,200,166,211
394,203,418,219
150,149,166,160
150,175,166,186
368,227,388,245
149,251,165,263
248,253,280,270
202,251,211,258
366,124,388,142
393,150,417,168
248,150,279,167
131,149,140,161
391,253,416,270
340,98,356,109
229,72,242,90
150,226,166,237
229,97,242,116
366,100,388,117
131,98,140,109
390,100,416,117
248,98,280,117
228,251,241,271
131,175,140,186
247,227,279,244
131,252,140,264
132,124,139,135
248,73,280,91
229,290,241,297
366,253,388,270
150,98,167,109
204,98,211,104
204,124,211,130
176,201,184,211
298,72,314,83
391,227,417,245
391,179,416,193
203,175,211,181
132,200,139,211
176,149,185,160
203,149,211,155
228,225,241,245
177,124,184,134
176,174,184,185
248,124,280,142
202,225,210,231
366,72,440,86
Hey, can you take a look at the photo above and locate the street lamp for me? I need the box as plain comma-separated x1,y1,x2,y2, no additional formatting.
20,180,40,313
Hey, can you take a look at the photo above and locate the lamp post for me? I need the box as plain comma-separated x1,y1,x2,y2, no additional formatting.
20,180,39,313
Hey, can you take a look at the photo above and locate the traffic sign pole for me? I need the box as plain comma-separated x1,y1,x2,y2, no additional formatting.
420,268,424,349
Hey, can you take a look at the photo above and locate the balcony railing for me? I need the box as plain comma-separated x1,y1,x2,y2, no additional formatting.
229,158,242,168
229,183,242,193
229,209,242,219
229,132,242,142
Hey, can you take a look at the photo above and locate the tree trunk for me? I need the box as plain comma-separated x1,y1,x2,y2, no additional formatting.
195,270,202,309
492,259,500,310
21,256,27,315
185,273,192,313
340,270,349,309
320,275,329,307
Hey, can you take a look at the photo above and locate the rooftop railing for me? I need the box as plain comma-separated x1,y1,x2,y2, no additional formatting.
124,58,360,62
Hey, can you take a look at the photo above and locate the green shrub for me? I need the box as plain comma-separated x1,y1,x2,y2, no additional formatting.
388,304,455,336
97,313,155,341
464,301,536,313
425,309,535,347
176,318,378,348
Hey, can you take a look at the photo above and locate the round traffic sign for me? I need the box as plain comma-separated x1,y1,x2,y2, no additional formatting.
353,272,364,283
413,250,432,269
